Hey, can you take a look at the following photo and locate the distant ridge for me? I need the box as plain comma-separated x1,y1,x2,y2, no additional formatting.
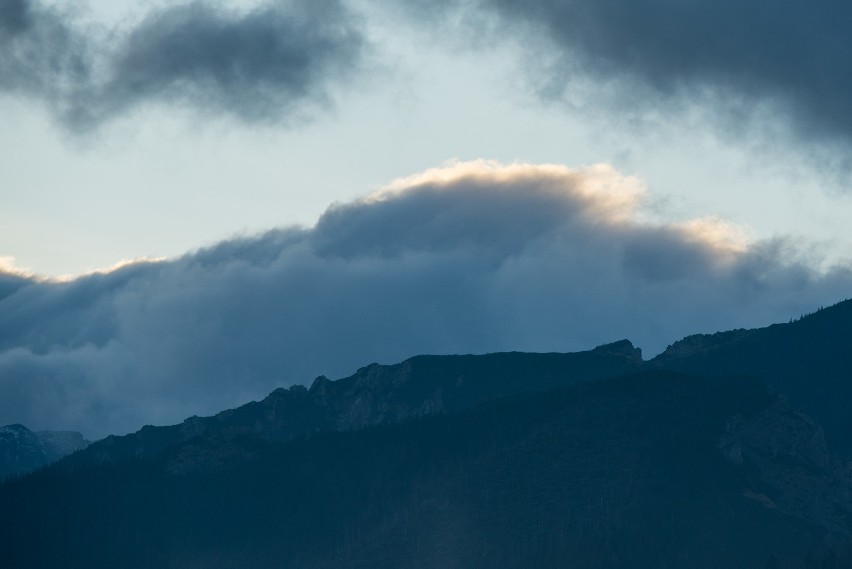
0,424,88,479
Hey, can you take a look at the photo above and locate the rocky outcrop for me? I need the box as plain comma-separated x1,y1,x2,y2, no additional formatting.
592,339,643,362
718,402,852,534
654,329,754,362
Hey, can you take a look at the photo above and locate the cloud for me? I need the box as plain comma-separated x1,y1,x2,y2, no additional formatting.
403,0,852,153
0,0,91,115
0,0,366,130
1,161,850,438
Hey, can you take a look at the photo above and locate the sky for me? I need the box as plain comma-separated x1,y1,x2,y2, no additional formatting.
2,0,852,437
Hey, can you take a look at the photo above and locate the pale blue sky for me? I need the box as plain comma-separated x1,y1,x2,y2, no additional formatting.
2,0,852,277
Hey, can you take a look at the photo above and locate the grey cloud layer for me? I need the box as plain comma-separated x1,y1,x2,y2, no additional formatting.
6,0,849,144
0,0,364,129
1,162,850,438
411,0,852,146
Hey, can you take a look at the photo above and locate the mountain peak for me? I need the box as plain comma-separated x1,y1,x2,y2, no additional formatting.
309,374,332,394
0,424,89,479
592,339,643,361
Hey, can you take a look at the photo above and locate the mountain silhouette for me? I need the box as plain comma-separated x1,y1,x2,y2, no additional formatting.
64,341,643,468
3,301,852,567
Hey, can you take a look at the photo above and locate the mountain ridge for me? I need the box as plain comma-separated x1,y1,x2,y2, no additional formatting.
57,298,852,469
63,341,645,468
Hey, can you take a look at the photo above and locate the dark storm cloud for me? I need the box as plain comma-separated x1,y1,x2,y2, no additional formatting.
0,0,365,129
406,0,852,146
1,161,850,439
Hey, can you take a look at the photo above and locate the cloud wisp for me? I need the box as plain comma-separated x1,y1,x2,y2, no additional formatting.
1,161,850,438
0,0,366,130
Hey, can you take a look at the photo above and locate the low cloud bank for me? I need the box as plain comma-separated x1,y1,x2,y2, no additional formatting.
1,161,849,437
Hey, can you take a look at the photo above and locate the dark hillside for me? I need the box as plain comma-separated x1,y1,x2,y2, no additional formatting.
2,371,850,568
653,299,852,453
